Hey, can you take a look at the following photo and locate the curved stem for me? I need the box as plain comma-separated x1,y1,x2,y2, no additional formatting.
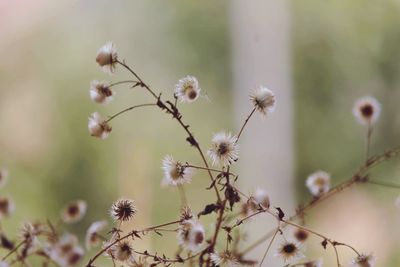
258,226,279,267
236,107,256,143
116,59,221,201
2,241,25,261
86,220,182,266
365,123,373,162
240,146,400,255
185,164,236,176
116,60,158,98
109,80,138,88
106,103,157,122
366,179,400,189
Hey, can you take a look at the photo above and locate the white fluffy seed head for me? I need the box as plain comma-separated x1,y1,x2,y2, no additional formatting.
88,112,112,139
161,155,193,187
85,220,108,250
90,80,114,104
242,188,271,216
96,42,118,74
174,76,201,103
177,219,205,252
352,96,381,126
61,200,87,224
47,233,84,267
207,132,239,167
210,251,239,267
249,86,276,115
306,171,331,197
275,240,304,263
351,254,375,267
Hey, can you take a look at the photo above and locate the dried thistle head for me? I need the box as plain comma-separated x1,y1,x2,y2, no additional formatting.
249,86,276,116
207,132,239,167
88,112,112,139
96,42,118,74
161,155,193,186
306,171,331,197
90,80,114,104
174,76,201,103
110,198,137,222
352,96,381,126
61,200,87,224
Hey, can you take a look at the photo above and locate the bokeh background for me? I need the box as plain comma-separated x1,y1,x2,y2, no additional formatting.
0,0,399,266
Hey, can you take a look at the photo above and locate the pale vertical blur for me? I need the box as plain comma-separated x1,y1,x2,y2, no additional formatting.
230,0,294,265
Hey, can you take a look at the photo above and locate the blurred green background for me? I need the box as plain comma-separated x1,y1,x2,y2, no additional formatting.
0,0,399,266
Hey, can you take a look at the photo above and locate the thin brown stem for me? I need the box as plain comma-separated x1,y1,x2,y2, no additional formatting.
366,179,400,189
86,219,182,266
2,241,25,261
366,123,373,162
236,107,256,143
116,60,221,201
109,80,138,88
258,227,280,267
116,60,158,98
185,164,236,176
106,103,157,122
241,146,400,255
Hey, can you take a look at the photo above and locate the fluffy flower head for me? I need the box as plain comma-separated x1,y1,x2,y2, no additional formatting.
90,80,114,104
207,132,239,167
161,155,193,186
210,251,239,267
352,96,381,125
351,254,375,267
85,220,108,249
174,76,201,103
88,112,112,139
306,171,331,197
250,86,276,115
177,219,205,252
276,241,304,263
61,200,87,224
96,42,118,74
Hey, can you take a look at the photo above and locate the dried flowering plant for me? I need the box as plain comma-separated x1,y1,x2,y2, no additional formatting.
0,42,399,267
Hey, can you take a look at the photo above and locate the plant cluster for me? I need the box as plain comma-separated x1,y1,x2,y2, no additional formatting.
0,42,399,267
